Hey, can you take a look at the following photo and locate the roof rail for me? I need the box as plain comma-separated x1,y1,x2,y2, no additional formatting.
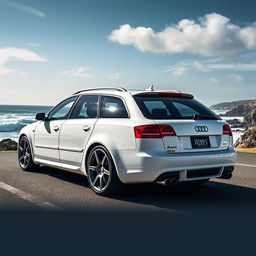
73,87,127,95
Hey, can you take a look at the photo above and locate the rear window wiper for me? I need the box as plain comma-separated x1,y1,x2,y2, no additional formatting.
193,114,217,120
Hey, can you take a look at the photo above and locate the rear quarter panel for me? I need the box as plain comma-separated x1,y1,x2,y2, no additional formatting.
88,118,136,151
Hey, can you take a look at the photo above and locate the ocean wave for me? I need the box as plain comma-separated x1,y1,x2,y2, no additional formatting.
0,109,36,114
0,119,35,132
0,105,52,115
0,105,52,134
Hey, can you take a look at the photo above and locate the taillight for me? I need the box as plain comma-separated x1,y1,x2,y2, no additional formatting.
134,125,176,138
158,125,176,136
223,124,232,136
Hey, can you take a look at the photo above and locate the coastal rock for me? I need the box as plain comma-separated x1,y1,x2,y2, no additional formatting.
244,103,256,128
226,118,241,125
210,99,256,110
0,139,18,151
234,126,256,148
226,119,245,129
226,118,245,126
224,102,256,117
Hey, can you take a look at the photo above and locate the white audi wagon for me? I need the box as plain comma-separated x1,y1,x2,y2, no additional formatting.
18,87,236,195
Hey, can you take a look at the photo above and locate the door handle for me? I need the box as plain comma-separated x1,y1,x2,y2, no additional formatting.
53,126,59,132
83,126,90,132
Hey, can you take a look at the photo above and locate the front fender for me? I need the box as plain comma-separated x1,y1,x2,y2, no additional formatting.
19,122,40,159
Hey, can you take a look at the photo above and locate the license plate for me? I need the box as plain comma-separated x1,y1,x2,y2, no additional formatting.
190,136,211,148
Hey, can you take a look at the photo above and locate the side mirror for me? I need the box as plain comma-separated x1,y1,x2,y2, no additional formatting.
35,112,46,121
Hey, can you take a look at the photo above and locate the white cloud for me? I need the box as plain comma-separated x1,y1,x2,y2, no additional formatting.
193,61,211,71
0,47,47,64
62,67,92,78
109,13,256,57
210,78,218,83
0,66,28,77
4,1,45,18
164,59,256,74
228,74,243,83
172,67,187,76
0,47,47,76
207,62,256,71
106,72,120,80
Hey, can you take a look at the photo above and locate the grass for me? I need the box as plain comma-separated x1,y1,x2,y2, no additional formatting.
235,147,256,153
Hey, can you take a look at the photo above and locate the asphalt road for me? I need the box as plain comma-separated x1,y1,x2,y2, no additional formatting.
0,151,255,211
0,152,255,256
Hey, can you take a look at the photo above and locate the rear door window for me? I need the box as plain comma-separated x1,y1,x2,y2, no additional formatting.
100,96,129,118
69,95,99,119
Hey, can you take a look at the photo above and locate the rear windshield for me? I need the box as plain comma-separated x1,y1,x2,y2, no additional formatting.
133,96,219,120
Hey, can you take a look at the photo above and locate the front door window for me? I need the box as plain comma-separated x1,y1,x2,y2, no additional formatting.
48,97,77,120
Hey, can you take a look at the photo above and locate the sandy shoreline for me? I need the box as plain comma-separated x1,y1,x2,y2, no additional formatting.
235,148,256,153
0,150,17,152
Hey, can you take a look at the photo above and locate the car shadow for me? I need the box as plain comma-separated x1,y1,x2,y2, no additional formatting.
36,165,88,187
35,165,256,213
115,182,256,213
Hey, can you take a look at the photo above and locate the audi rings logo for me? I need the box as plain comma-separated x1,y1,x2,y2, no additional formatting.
195,126,208,132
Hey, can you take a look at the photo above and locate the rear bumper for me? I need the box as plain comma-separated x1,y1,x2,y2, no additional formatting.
111,147,237,184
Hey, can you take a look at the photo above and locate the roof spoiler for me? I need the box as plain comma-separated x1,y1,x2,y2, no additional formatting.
133,91,194,99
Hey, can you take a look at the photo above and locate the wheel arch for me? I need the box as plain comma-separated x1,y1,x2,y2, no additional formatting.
84,142,102,172
19,133,27,141
83,142,120,180
18,132,35,159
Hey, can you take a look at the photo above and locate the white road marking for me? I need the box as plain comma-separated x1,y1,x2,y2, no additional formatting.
236,163,256,168
0,181,60,209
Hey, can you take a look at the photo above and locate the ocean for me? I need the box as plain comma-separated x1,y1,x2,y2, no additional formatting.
214,110,244,143
0,105,244,143
0,105,52,142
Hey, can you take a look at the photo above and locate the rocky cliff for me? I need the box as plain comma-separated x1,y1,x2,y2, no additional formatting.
233,102,256,148
234,126,256,148
209,99,256,110
211,99,256,149
244,102,256,128
224,101,256,117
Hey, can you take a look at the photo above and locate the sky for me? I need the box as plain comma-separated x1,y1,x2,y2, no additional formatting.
0,0,256,106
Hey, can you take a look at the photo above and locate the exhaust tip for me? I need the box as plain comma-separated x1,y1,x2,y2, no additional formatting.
220,171,232,179
165,178,177,186
225,172,232,179
219,166,234,180
155,172,180,186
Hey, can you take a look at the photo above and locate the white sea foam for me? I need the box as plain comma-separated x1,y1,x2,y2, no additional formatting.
0,114,35,132
221,116,244,122
232,130,244,144
0,105,51,141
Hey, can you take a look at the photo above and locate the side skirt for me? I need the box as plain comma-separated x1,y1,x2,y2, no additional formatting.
34,157,84,174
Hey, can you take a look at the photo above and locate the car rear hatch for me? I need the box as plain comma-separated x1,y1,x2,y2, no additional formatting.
153,119,231,153
133,91,233,153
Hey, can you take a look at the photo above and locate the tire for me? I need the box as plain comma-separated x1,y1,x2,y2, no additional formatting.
86,145,123,196
18,136,39,171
